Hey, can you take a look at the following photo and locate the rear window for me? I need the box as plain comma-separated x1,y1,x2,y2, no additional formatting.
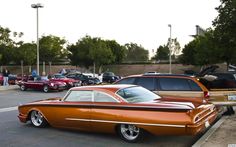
116,77,136,84
159,78,201,91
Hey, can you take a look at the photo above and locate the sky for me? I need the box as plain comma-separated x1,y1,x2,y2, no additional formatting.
0,0,220,56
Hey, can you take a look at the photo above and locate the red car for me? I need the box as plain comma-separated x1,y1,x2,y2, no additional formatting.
0,73,17,85
50,74,81,89
17,76,66,92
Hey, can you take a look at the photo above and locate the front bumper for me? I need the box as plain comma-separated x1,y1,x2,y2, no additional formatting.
18,113,28,123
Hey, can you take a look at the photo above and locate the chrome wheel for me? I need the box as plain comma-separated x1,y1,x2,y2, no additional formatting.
118,124,143,142
30,110,47,127
43,85,49,93
20,85,26,91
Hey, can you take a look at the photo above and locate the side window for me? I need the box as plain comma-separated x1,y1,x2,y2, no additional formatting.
188,80,202,91
65,90,92,102
136,77,155,90
94,91,117,102
159,78,191,91
116,77,136,84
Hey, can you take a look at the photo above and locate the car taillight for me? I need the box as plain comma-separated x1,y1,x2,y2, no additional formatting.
204,91,210,98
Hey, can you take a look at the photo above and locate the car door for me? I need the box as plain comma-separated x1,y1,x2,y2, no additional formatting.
52,90,92,131
90,90,120,133
155,77,205,103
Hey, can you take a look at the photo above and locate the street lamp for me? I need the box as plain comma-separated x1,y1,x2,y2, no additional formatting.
31,3,44,76
168,24,172,74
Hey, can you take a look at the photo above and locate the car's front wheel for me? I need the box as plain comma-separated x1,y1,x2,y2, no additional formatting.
20,85,27,91
117,124,144,143
43,85,49,93
30,110,48,127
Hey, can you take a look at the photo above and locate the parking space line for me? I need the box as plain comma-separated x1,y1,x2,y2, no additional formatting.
0,106,18,113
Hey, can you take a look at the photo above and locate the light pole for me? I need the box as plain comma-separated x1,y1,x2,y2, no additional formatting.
31,3,44,76
168,24,172,74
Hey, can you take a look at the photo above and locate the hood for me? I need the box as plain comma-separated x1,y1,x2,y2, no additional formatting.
29,97,62,104
197,65,219,77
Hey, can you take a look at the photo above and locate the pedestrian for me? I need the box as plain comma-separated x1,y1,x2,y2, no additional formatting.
2,68,10,86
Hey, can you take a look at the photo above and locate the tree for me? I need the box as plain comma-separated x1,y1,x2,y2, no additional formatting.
153,45,169,61
124,43,149,62
14,43,37,65
179,29,218,66
0,26,24,65
105,40,126,64
39,35,66,63
213,0,236,67
68,36,114,71
169,38,181,58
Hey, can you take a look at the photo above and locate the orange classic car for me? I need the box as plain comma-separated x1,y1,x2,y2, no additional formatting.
18,85,217,143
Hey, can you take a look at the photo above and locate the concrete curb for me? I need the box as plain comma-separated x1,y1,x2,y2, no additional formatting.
192,116,228,147
0,85,19,91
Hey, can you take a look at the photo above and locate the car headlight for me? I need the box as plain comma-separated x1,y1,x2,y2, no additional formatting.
50,83,55,87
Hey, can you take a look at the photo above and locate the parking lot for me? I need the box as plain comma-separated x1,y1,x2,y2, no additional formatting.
0,89,205,147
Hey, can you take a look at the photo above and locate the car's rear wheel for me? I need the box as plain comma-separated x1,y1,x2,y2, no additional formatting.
20,85,26,91
117,124,144,143
30,110,48,127
43,85,49,93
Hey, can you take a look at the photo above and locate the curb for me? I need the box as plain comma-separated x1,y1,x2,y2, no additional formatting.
0,85,19,91
192,116,228,147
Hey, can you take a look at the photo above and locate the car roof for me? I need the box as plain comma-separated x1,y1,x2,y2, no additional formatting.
70,84,136,93
124,73,194,78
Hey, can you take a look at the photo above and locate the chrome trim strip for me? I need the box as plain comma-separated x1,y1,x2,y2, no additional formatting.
65,118,185,128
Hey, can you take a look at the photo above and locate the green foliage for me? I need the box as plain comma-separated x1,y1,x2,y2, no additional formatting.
153,45,169,60
105,40,126,64
0,26,13,47
0,44,14,65
124,43,149,62
14,43,37,65
39,35,66,62
68,36,115,69
179,29,218,66
213,0,236,65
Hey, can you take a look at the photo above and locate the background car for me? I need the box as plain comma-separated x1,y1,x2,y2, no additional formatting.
199,72,236,89
18,85,217,143
0,73,17,85
102,72,120,83
66,73,101,85
50,74,81,88
17,76,66,92
115,73,210,104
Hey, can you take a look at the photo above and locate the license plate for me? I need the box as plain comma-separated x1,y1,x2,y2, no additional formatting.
228,95,236,101
205,121,210,128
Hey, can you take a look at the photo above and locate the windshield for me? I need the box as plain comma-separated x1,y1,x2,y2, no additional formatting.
55,74,65,78
116,86,161,103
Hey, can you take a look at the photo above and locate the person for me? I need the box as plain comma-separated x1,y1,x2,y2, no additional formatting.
2,68,10,86
41,72,48,81
60,68,67,75
32,69,37,81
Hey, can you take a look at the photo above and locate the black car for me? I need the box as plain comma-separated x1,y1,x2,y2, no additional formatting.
66,73,90,85
66,73,101,85
102,72,120,83
199,72,236,89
